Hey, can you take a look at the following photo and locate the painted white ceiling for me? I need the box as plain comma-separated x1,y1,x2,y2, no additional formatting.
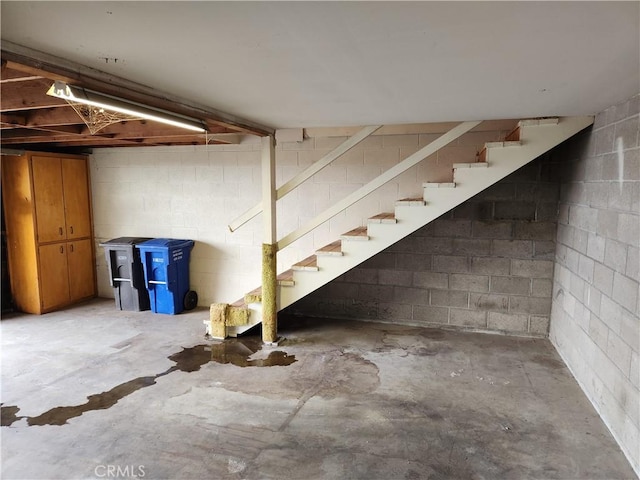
2,1,639,129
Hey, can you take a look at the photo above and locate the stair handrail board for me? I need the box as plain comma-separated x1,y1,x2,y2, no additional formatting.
228,125,382,232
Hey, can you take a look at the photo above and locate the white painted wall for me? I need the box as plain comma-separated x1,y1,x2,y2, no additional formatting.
91,127,509,306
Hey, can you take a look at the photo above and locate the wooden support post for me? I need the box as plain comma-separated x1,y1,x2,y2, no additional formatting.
261,136,278,344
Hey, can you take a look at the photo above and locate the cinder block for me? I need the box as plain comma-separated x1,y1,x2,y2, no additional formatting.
472,221,513,239
450,274,489,293
344,268,378,284
478,183,516,201
604,239,628,273
430,290,469,308
608,181,640,213
612,273,639,314
533,241,556,260
578,255,595,283
452,202,493,220
594,124,615,155
515,222,557,241
607,331,633,376
470,293,509,312
511,259,555,279
597,209,619,238
487,312,528,332
529,316,550,335
378,302,413,321
587,233,606,263
491,276,531,295
360,253,397,270
570,206,599,233
492,239,533,258
379,269,413,286
347,165,383,184
449,308,487,328
617,213,640,246
536,202,560,222
395,253,432,271
614,115,639,149
515,182,559,202
393,286,430,306
433,255,469,273
453,238,491,256
412,305,449,323
434,219,472,238
494,201,536,220
327,282,359,299
470,257,511,275
573,228,589,255
509,296,552,315
413,271,448,289
588,314,610,352
600,295,624,336
619,310,639,353
532,279,553,298
594,260,616,297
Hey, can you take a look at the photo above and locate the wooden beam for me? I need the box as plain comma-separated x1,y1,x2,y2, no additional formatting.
304,120,519,138
2,42,275,136
0,78,67,111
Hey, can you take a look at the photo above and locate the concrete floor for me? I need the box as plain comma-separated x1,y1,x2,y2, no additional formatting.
1,299,635,480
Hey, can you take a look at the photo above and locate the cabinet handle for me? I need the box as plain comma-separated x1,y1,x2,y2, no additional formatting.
70,244,74,253
70,226,74,234
60,246,64,254
59,227,63,236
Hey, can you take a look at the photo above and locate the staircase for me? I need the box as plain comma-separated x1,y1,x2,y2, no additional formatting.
213,116,594,338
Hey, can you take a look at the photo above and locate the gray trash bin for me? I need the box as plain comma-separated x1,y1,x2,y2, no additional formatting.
100,237,153,311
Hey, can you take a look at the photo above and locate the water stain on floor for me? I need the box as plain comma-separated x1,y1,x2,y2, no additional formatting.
1,337,295,427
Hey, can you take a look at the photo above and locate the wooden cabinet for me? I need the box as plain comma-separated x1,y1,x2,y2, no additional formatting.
2,152,96,314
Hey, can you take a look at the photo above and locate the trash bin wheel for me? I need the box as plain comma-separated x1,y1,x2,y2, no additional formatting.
184,290,198,310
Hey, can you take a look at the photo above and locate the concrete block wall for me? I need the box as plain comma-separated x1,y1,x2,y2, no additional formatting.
284,154,560,337
549,94,639,475
90,124,513,307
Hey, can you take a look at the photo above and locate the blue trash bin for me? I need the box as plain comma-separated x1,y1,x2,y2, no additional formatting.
136,238,198,314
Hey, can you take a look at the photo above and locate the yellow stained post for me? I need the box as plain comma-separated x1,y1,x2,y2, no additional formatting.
261,135,278,343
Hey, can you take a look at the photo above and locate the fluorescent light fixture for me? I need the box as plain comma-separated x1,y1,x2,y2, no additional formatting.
46,81,206,133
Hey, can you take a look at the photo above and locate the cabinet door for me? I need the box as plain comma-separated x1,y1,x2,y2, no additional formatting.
61,158,91,240
39,243,70,311
67,239,95,301
32,156,66,243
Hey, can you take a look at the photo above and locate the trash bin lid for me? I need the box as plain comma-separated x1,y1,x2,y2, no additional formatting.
136,238,194,250
99,237,154,247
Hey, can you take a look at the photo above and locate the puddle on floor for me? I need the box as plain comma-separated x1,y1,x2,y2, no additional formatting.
1,337,295,427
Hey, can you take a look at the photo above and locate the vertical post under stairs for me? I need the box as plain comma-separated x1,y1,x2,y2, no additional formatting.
261,135,278,343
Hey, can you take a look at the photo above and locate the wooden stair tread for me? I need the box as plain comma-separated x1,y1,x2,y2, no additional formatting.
453,161,488,168
341,226,369,240
396,197,426,206
423,182,455,188
292,255,319,271
316,240,343,256
368,212,396,224
277,269,295,286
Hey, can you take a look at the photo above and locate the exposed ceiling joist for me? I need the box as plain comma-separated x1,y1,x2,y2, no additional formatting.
1,42,275,151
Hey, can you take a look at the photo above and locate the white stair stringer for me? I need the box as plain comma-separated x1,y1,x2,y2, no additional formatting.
228,116,594,337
